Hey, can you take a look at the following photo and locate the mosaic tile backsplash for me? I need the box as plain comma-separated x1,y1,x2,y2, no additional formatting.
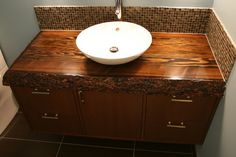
34,6,236,81
206,11,236,81
34,6,210,33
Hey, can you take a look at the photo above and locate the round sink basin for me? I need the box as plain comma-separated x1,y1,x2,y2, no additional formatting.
76,21,152,65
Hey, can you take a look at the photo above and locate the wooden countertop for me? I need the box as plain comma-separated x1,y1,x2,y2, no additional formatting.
3,31,225,96
10,31,223,81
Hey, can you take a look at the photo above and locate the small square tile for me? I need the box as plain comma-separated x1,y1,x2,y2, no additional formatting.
63,136,134,149
0,138,59,157
58,144,133,157
5,113,62,142
34,6,210,33
206,11,236,81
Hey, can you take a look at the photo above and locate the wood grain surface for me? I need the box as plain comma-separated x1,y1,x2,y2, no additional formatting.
9,31,223,80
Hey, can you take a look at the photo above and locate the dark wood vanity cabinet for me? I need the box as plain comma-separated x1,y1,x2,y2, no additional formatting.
12,87,82,135
3,31,224,144
77,91,143,140
11,87,220,144
143,95,219,144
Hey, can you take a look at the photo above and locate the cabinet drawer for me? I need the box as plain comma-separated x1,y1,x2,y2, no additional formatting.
24,110,80,135
12,87,81,135
144,119,208,144
143,95,219,144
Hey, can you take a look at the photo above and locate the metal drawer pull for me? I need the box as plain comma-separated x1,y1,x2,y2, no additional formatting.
171,99,192,103
166,121,186,129
32,88,50,95
41,113,59,120
32,91,50,95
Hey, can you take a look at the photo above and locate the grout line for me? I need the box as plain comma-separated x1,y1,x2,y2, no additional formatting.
40,29,207,35
2,135,133,152
61,142,134,151
132,141,136,157
1,135,194,156
2,137,61,144
134,148,194,155
1,113,21,137
193,145,197,157
56,136,64,157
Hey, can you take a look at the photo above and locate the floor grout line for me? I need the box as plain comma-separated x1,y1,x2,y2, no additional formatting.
1,136,195,156
135,148,194,155
56,136,64,157
133,141,136,157
3,135,134,151
2,137,61,144
61,142,134,151
0,112,196,156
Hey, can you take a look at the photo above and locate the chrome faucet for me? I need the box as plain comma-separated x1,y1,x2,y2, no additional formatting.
115,0,122,20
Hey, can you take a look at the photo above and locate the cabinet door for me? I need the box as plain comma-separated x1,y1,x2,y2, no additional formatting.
78,91,143,140
12,87,81,135
143,95,219,144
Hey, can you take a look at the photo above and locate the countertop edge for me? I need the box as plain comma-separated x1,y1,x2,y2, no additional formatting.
3,70,225,97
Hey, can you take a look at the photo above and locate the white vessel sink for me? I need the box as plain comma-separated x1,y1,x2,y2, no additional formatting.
76,21,152,65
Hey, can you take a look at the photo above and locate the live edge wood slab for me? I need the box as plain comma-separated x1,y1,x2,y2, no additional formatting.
3,31,225,96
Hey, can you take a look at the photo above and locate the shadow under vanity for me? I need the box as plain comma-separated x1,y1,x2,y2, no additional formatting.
3,6,236,145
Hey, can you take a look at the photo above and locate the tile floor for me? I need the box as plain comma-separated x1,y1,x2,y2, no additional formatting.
0,112,196,157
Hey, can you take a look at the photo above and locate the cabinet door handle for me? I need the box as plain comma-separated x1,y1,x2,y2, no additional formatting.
78,90,85,103
166,121,186,129
41,113,59,120
171,99,192,103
